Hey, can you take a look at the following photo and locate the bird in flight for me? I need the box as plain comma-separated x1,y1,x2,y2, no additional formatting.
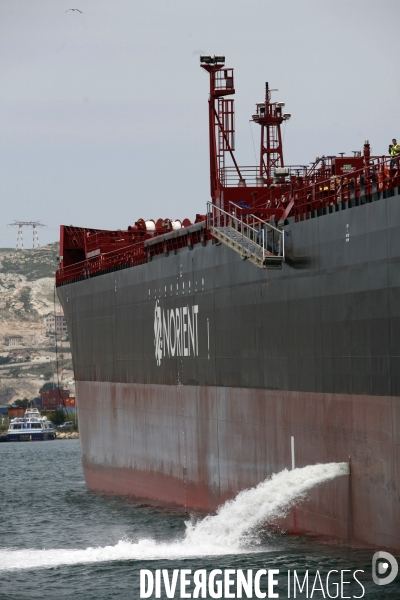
65,8,82,12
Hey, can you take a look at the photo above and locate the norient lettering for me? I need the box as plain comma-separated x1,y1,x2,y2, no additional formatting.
140,568,365,598
154,300,199,366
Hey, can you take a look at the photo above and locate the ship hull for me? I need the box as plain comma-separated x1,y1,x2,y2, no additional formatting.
58,190,400,550
76,380,399,550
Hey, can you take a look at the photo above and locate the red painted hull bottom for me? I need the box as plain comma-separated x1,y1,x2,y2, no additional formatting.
77,381,400,551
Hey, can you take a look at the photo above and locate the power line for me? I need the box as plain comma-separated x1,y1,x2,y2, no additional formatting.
7,220,46,251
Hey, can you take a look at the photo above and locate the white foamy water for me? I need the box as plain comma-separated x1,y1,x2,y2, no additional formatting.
0,462,348,572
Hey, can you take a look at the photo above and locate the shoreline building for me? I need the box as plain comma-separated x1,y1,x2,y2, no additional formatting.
5,335,24,348
44,312,68,337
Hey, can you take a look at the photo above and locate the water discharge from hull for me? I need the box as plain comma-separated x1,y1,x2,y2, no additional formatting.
0,462,349,571
184,462,350,550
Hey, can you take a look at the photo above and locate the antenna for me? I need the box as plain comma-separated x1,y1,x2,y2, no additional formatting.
8,220,46,251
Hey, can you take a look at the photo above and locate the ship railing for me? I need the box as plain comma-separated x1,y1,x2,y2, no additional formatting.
219,155,400,222
219,164,324,187
207,202,284,269
220,166,263,187
219,157,400,187
56,242,147,285
291,155,400,221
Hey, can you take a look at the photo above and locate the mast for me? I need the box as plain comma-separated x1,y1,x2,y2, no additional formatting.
201,55,291,218
252,82,291,184
200,55,237,206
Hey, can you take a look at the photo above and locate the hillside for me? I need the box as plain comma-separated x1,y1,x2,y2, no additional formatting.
0,243,74,406
0,243,59,280
0,243,59,325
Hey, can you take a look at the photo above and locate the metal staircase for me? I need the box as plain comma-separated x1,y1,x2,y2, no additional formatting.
207,202,285,269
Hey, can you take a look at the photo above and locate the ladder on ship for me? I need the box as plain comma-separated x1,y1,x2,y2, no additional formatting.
207,202,285,269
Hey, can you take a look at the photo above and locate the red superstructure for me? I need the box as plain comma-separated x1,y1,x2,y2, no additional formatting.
201,54,400,223
57,55,400,285
57,215,212,284
202,55,287,201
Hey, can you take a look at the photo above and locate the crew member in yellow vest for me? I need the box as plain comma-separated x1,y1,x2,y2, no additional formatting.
389,138,400,156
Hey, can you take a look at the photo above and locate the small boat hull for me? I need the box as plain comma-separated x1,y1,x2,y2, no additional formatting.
7,431,56,442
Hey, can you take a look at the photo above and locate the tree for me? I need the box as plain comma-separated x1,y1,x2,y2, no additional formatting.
40,382,63,391
47,408,65,426
14,398,29,408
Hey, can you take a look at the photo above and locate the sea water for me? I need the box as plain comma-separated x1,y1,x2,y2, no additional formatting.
0,441,398,599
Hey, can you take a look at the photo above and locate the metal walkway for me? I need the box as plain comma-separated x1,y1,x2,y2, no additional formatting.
207,202,285,269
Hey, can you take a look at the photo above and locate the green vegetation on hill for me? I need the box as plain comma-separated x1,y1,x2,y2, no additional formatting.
48,408,66,426
0,242,59,281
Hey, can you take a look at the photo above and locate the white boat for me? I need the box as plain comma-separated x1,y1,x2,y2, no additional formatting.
7,407,56,442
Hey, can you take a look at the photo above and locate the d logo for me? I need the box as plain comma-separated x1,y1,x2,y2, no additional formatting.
372,551,398,586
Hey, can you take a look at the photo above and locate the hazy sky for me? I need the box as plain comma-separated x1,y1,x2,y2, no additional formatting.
1,0,399,248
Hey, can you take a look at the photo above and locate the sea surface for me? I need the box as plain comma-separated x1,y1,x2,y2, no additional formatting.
0,440,399,600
